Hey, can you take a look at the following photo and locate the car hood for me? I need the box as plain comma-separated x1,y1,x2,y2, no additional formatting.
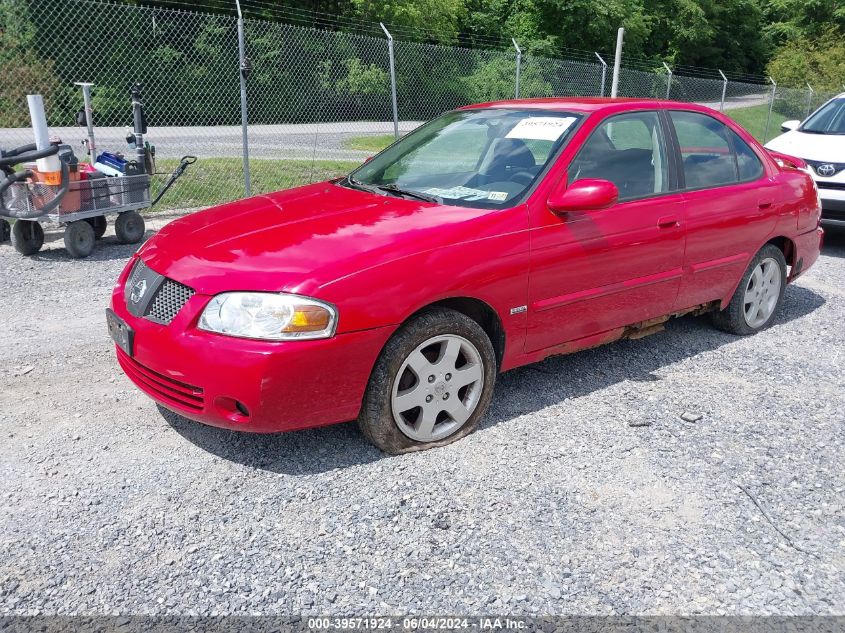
765,130,845,163
139,182,497,296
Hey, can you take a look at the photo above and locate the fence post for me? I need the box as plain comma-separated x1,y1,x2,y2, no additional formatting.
595,52,607,97
805,82,814,118
718,70,728,112
380,23,399,139
662,62,672,100
764,77,776,143
513,38,522,99
610,27,624,98
235,0,251,197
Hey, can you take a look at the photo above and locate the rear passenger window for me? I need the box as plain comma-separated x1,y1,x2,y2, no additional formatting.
729,130,764,181
568,111,669,202
670,111,738,189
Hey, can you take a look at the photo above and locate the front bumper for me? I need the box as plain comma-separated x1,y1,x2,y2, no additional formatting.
110,263,396,433
816,183,845,226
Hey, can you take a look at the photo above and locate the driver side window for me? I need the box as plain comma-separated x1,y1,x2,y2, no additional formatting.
568,111,669,202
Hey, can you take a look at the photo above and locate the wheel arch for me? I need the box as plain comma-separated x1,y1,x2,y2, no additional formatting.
766,235,796,268
408,296,506,370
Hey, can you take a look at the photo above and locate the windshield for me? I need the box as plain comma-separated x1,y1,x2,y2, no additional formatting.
347,108,582,208
802,98,845,134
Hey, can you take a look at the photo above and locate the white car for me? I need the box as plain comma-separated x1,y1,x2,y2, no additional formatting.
765,93,845,227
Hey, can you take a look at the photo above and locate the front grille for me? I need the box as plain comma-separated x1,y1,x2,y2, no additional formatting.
125,258,194,325
126,257,149,291
117,348,204,411
818,182,845,191
146,279,195,324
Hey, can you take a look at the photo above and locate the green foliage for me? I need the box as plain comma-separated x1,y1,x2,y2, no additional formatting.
764,0,845,44
463,54,551,102
319,58,389,97
767,30,845,91
0,0,63,126
350,0,467,43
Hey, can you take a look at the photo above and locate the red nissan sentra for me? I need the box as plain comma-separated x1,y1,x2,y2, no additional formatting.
108,98,823,453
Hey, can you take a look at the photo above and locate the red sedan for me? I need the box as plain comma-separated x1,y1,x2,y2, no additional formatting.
108,98,823,453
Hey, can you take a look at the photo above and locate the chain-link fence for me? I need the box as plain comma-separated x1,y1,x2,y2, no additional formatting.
1,0,840,213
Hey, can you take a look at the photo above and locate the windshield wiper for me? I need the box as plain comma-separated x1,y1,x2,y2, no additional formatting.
343,175,380,193
376,183,441,203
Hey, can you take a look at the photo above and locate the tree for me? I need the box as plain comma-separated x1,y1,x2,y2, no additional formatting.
350,0,468,43
767,30,845,91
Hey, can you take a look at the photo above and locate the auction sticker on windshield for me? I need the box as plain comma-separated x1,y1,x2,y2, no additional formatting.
506,116,577,141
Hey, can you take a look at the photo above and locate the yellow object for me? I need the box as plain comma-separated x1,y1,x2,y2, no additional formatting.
286,306,331,332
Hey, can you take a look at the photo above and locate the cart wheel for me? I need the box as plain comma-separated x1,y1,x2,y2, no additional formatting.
11,221,44,256
64,220,96,259
86,216,107,239
115,211,145,244
0,219,10,243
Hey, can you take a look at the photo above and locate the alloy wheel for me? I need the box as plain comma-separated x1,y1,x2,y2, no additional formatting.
391,334,485,442
743,257,782,328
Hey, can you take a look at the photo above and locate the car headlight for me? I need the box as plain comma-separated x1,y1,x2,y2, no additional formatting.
198,292,337,340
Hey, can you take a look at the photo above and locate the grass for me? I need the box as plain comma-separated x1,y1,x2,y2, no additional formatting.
724,103,791,143
151,157,359,211
343,134,398,152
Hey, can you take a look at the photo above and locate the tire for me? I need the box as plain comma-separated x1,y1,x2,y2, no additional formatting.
10,221,44,256
358,307,497,454
711,244,787,335
114,211,145,244
86,215,107,239
64,220,96,259
0,219,10,243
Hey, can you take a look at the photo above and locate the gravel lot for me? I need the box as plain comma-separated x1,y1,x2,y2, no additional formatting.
1,218,843,616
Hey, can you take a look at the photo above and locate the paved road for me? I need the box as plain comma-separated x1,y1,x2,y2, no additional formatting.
0,121,423,161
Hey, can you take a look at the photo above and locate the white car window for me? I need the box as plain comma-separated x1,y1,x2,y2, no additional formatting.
802,99,845,135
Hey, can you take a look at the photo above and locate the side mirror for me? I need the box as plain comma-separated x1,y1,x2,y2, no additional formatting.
780,120,800,133
547,178,619,214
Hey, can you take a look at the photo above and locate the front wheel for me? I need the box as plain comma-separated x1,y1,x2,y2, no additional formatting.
711,244,787,335
0,219,10,243
358,308,497,454
11,220,44,256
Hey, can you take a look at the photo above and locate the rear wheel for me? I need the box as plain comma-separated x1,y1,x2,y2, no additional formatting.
711,244,787,335
115,211,145,244
11,220,44,256
358,308,496,454
86,215,107,239
64,220,96,259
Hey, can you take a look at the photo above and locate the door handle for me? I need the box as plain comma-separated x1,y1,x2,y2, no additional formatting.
758,200,773,210
657,216,679,229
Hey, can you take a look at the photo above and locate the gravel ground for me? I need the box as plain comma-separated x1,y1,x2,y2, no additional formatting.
1,218,843,617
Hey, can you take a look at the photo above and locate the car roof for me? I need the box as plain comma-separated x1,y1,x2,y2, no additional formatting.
459,97,715,114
